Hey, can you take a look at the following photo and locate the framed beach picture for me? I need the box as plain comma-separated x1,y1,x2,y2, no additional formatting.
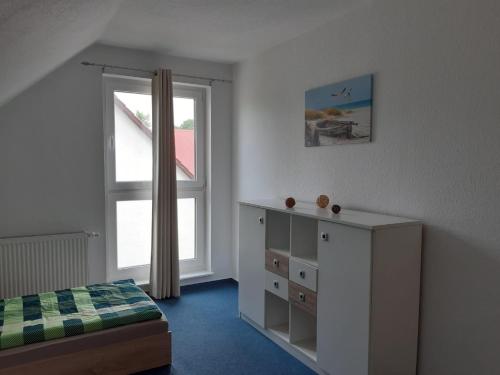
305,74,373,146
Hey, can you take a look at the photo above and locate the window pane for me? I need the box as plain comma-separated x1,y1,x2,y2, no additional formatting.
174,97,196,181
178,198,195,260
117,200,152,268
114,92,152,182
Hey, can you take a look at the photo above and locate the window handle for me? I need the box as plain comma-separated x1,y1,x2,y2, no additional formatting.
273,258,279,267
109,135,115,151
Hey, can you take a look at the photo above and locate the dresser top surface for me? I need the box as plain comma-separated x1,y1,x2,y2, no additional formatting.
239,199,422,230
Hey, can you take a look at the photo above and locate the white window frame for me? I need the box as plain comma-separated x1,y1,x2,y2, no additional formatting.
103,76,153,192
173,83,207,275
173,84,206,191
103,74,208,283
106,190,152,283
177,190,206,274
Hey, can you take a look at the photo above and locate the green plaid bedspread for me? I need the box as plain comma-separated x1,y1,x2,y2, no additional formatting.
0,280,162,350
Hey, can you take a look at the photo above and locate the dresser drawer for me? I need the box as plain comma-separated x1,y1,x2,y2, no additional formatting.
289,258,318,292
265,271,289,301
289,281,317,316
265,249,289,278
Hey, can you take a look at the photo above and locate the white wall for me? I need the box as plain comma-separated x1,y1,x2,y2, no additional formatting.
233,1,500,374
0,43,234,285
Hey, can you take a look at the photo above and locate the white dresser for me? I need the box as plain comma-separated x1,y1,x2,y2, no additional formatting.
238,199,422,375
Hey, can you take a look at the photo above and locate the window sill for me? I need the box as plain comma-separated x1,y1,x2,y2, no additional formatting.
135,271,214,292
180,270,214,281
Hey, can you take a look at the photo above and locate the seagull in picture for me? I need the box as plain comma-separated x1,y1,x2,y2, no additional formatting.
331,87,352,98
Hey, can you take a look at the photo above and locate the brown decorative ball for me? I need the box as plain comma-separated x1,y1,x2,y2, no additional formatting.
285,197,296,208
316,195,330,208
332,204,341,214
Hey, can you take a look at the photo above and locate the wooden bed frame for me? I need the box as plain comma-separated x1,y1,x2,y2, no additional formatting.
0,318,171,375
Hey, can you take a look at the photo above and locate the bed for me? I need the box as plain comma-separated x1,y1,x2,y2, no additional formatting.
0,280,171,374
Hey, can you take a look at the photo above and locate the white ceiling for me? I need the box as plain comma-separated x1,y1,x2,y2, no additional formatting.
0,0,364,106
100,0,364,63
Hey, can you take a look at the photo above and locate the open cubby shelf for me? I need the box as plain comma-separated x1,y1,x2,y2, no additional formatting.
268,323,290,343
293,338,317,361
265,210,320,267
265,292,290,342
290,215,318,265
265,292,318,361
267,248,290,258
266,210,291,254
290,304,317,361
291,254,318,268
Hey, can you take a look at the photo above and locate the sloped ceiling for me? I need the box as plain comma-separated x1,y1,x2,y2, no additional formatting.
0,0,365,106
0,0,122,106
100,0,366,63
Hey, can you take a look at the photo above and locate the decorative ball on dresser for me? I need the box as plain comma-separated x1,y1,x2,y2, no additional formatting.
316,195,330,208
332,204,342,214
285,197,296,208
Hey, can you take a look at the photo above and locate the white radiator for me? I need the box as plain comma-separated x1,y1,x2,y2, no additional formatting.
0,232,89,299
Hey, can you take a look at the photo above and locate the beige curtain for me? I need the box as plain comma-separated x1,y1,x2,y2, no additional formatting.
150,69,180,298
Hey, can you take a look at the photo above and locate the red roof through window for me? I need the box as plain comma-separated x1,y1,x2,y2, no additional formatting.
115,96,195,178
174,129,195,178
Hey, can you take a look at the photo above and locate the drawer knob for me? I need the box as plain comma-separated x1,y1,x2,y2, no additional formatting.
258,216,264,224
273,280,279,289
299,270,306,279
320,232,329,241
299,292,306,302
273,258,279,267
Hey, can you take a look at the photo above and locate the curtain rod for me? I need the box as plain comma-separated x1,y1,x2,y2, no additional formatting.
81,61,232,84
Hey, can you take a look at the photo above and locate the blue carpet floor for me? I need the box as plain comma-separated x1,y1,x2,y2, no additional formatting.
139,279,315,375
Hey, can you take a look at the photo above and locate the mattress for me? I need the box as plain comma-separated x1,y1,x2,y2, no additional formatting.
0,279,163,351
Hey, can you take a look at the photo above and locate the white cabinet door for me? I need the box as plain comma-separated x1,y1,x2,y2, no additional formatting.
317,221,372,375
238,204,266,327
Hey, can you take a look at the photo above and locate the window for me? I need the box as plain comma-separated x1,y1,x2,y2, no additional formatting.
103,75,208,283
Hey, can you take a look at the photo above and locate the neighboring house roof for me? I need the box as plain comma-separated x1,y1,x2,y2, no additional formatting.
115,96,152,137
115,96,195,178
173,129,195,178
